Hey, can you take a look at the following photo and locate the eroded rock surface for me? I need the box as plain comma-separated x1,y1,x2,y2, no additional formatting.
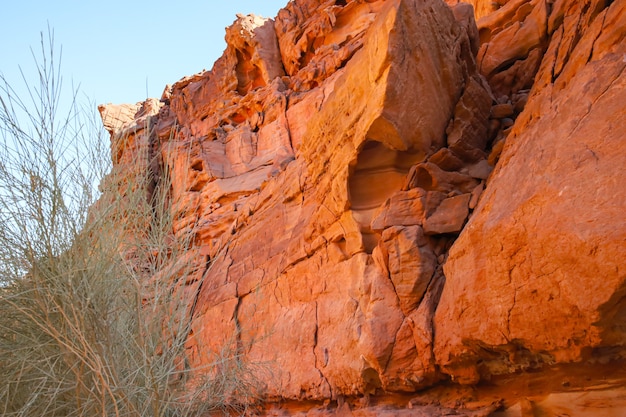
435,0,626,384
98,0,626,415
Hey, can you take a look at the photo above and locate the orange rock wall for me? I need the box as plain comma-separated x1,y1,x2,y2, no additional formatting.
436,0,626,382
99,0,626,414
182,0,491,399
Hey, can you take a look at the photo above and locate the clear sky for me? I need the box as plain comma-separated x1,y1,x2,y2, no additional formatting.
0,0,288,106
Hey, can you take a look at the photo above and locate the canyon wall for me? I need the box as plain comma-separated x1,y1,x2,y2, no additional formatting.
99,0,626,415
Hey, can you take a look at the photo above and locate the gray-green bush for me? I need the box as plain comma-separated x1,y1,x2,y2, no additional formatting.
0,29,262,417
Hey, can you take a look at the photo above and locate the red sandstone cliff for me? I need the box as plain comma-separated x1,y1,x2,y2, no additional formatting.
99,0,626,415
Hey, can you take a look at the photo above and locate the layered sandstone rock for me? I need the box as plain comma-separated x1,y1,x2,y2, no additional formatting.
173,0,494,400
435,0,626,383
99,0,626,414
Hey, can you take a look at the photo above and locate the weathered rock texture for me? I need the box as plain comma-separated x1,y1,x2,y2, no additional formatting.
436,0,626,382
99,0,626,415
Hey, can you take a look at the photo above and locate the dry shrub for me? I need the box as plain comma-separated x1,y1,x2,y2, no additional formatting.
0,28,264,417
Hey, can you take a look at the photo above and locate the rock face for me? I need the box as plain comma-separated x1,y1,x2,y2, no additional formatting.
435,0,626,383
99,0,626,414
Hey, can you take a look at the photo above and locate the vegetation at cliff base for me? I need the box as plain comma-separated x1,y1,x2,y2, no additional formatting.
0,29,262,417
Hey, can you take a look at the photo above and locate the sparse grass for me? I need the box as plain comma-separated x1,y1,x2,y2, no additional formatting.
0,28,264,416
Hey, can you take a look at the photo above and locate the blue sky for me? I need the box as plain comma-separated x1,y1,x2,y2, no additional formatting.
0,0,287,106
